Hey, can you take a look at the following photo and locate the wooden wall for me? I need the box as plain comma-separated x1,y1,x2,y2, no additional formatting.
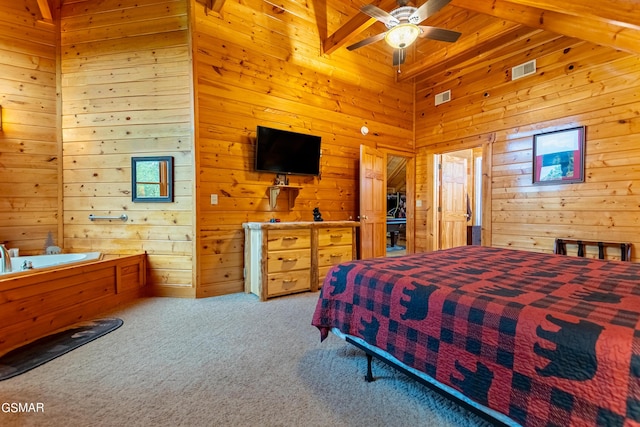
191,0,414,297
2,0,413,298
60,0,195,294
415,35,640,260
11,1,638,298
0,1,60,253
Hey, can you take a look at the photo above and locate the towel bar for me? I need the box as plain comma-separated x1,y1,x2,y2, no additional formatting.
89,214,128,222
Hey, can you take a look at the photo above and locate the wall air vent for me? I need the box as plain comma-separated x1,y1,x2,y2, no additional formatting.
512,59,536,80
435,90,451,106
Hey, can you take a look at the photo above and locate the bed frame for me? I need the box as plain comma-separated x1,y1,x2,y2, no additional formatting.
345,336,512,426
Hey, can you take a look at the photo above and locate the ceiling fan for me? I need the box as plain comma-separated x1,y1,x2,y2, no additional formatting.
347,0,462,66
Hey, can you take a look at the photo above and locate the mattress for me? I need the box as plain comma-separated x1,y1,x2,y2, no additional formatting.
312,246,640,426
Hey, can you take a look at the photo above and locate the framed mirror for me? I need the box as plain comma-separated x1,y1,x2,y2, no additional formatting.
131,156,174,202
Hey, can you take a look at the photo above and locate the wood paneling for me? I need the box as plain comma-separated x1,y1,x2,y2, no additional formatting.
59,0,195,295
415,31,640,260
0,1,59,253
192,0,413,296
6,0,639,301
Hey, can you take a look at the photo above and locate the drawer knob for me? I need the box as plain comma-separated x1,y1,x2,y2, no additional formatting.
283,258,299,262
330,234,343,238
330,253,342,258
282,279,298,284
282,236,299,241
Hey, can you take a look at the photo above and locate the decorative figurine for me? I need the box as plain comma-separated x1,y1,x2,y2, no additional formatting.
313,207,323,222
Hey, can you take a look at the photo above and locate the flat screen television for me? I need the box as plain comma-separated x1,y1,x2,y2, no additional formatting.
255,126,321,176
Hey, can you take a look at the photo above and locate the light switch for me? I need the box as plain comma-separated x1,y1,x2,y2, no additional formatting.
210,194,218,205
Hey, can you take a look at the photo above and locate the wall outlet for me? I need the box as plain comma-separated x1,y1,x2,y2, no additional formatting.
416,200,422,207
210,194,218,205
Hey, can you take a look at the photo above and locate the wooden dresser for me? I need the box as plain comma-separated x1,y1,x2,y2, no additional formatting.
242,221,359,301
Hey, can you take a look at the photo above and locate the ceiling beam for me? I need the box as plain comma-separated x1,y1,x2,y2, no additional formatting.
451,0,640,57
502,0,640,30
37,0,52,22
323,0,397,55
211,0,225,13
195,0,226,14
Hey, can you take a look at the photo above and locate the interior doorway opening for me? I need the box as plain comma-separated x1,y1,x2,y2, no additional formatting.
436,147,483,250
386,154,408,257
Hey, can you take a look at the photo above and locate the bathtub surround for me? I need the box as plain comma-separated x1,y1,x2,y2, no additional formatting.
0,318,123,381
0,254,146,354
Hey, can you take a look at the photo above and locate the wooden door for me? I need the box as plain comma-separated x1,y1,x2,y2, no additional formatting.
359,145,387,259
440,153,468,249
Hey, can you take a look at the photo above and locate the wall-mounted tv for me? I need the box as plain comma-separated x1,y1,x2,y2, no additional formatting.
255,126,321,176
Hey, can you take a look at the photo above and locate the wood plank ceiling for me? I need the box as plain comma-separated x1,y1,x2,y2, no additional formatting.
326,0,640,82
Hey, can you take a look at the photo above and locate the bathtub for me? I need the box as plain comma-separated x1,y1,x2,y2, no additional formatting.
0,252,146,353
3,252,103,275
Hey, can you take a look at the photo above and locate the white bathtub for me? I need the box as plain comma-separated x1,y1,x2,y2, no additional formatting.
3,252,103,275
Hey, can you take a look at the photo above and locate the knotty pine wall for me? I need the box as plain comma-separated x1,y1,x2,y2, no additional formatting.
60,0,195,295
2,0,413,298
415,35,640,260
192,0,414,297
0,2,60,253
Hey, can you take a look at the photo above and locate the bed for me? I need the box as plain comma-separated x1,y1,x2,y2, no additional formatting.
311,245,640,427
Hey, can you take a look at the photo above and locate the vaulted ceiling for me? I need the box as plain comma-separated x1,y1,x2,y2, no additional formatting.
46,0,640,85
324,0,640,82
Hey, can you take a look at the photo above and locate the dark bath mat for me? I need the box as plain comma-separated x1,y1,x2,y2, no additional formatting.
0,318,123,381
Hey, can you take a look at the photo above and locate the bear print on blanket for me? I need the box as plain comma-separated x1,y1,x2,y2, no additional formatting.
400,282,439,321
450,360,494,406
534,314,603,381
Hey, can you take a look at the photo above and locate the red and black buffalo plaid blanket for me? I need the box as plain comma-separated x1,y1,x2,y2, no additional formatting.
312,246,640,427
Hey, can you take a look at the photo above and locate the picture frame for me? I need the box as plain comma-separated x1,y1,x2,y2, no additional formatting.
532,126,585,184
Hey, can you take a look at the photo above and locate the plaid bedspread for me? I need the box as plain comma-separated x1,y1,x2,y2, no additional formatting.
311,246,640,427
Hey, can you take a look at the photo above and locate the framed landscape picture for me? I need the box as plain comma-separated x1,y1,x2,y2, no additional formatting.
532,126,585,184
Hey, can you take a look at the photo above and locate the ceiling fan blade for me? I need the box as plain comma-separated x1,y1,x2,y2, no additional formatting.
393,49,406,66
418,26,462,43
346,32,387,51
361,4,400,27
409,0,453,25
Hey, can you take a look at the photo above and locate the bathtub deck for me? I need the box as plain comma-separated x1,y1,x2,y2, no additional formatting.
0,253,147,355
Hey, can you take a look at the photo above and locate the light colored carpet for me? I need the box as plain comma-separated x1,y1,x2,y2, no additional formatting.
0,292,492,427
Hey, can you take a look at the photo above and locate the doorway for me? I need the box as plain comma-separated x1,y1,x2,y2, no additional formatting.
358,146,415,259
386,155,407,257
436,147,483,250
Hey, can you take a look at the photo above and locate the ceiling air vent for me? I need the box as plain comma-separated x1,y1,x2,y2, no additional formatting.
435,90,451,106
512,59,536,80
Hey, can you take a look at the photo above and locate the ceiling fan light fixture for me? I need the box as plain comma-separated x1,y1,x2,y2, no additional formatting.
384,23,421,49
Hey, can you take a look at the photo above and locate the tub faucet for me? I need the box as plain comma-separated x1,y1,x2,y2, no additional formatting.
1,244,11,273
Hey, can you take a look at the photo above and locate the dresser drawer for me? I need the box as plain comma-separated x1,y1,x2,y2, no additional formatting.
317,246,353,267
267,249,311,273
267,229,310,250
318,227,352,247
267,270,311,296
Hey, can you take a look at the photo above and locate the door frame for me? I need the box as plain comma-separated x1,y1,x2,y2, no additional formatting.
425,142,492,251
382,148,415,254
438,151,470,250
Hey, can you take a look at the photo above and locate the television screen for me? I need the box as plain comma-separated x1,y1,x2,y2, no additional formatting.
255,126,321,176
